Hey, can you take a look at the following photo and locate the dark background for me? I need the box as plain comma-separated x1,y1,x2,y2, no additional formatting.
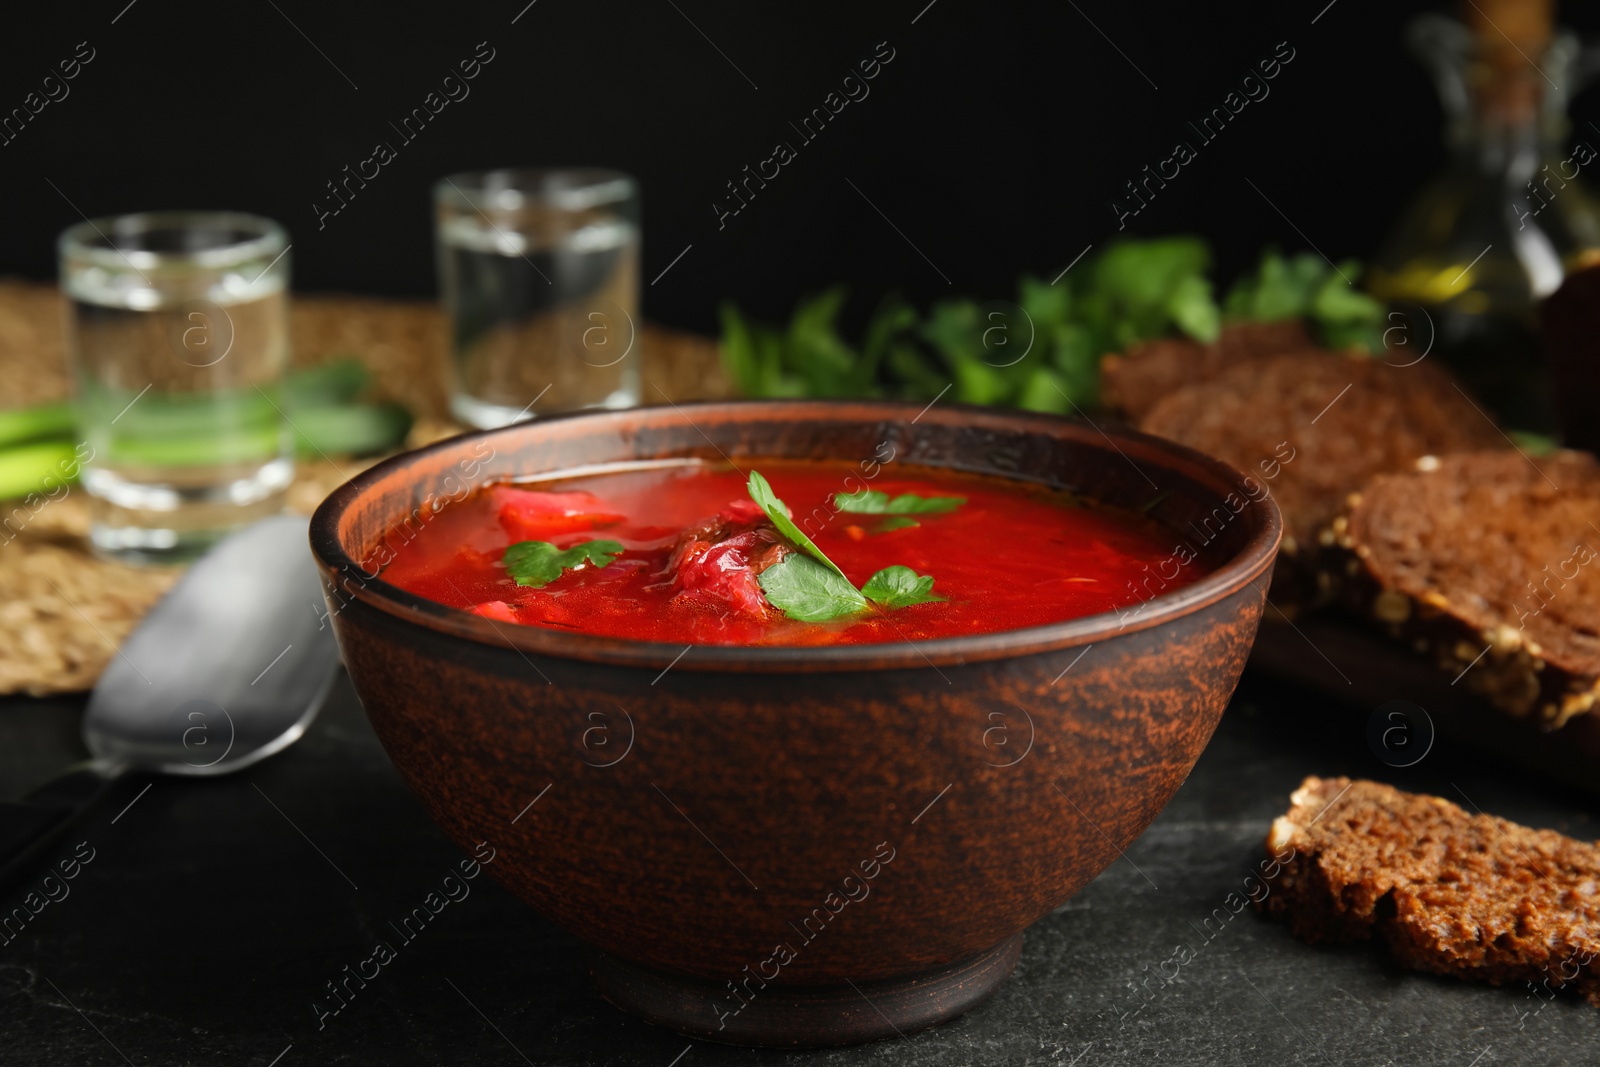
4,0,1600,335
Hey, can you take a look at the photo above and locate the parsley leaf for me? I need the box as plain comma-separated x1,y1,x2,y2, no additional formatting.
834,489,966,515
503,539,623,587
756,554,869,621
861,565,945,608
746,471,945,620
746,471,849,580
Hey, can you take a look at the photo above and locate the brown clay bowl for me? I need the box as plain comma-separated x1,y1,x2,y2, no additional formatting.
308,400,1281,1047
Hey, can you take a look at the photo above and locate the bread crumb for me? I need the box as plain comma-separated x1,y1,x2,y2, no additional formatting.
1492,626,1523,653
1374,590,1411,624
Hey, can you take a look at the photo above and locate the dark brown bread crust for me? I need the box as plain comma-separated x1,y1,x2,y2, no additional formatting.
1335,450,1600,726
1260,776,1600,1004
1138,353,1504,608
1100,320,1314,419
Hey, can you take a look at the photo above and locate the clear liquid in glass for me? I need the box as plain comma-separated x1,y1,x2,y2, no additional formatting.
64,271,292,562
437,195,640,429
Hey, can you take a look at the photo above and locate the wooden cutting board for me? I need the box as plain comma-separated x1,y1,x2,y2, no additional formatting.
1250,615,1600,796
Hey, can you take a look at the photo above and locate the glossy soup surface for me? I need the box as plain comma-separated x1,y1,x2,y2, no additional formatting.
379,461,1208,646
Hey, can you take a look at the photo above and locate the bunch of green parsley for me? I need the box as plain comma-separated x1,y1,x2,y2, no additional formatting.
718,237,1386,412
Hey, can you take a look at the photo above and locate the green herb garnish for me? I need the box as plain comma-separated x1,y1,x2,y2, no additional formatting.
503,539,623,587
756,554,869,621
718,237,1401,419
1224,248,1386,352
834,489,965,515
861,565,945,608
745,471,946,621
1509,430,1560,457
746,471,848,580
873,516,921,534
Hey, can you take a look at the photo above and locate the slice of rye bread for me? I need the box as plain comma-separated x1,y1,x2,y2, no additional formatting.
1138,352,1505,608
1337,449,1600,727
1260,776,1600,1004
1100,319,1314,419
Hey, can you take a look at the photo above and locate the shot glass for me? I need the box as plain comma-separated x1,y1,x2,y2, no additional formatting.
435,168,640,428
59,211,293,563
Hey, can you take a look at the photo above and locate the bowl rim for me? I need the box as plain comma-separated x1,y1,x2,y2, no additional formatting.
308,399,1281,672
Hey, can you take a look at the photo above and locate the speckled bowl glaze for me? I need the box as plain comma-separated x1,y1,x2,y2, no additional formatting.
308,400,1281,1047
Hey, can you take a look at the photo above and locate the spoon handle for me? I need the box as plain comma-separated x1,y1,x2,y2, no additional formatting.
0,762,126,894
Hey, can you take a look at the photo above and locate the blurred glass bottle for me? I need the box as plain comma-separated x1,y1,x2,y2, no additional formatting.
1368,0,1600,432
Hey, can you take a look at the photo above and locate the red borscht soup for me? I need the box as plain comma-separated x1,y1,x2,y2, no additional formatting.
379,461,1206,646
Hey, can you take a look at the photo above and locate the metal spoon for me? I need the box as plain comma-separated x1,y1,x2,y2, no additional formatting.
0,514,338,886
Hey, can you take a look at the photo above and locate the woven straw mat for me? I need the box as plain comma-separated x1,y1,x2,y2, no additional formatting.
0,279,724,695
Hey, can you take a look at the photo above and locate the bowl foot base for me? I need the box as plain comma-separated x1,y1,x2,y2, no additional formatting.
586,932,1023,1047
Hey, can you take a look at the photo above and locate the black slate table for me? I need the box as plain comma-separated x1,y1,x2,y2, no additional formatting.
3,670,1597,1066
